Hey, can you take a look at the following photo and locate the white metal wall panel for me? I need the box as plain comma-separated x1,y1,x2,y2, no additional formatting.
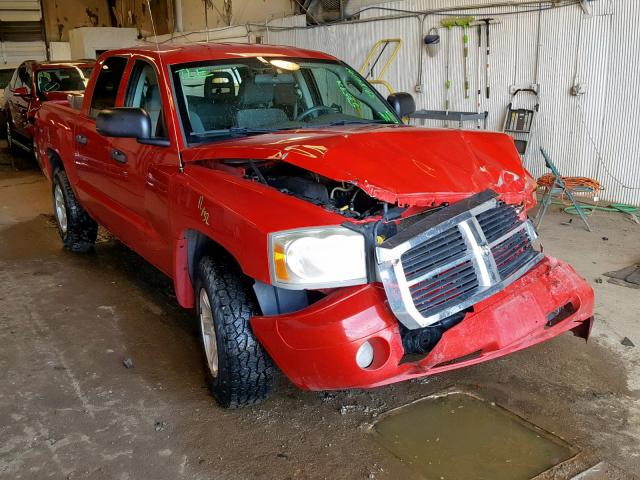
266,0,640,205
0,0,41,22
149,25,251,45
0,40,46,64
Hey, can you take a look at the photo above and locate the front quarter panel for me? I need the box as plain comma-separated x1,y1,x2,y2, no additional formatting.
171,164,351,285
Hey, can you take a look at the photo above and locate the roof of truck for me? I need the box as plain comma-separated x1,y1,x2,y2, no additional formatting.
24,60,95,71
102,42,337,65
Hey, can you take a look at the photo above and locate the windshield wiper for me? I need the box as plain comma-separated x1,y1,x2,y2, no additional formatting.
303,119,397,128
192,126,279,139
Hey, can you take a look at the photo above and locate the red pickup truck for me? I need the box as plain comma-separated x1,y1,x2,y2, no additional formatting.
35,43,594,408
5,60,94,154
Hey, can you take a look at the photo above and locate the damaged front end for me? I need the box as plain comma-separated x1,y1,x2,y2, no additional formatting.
202,154,593,390
241,160,542,357
374,189,543,358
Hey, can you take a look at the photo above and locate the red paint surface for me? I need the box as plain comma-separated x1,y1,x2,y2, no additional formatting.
251,257,594,390
35,45,594,391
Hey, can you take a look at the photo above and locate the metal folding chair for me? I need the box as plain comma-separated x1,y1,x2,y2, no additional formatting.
534,148,592,232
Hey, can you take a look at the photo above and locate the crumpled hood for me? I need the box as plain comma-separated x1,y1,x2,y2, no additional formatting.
183,125,531,206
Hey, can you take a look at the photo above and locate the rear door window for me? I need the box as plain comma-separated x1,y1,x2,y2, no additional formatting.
89,56,128,117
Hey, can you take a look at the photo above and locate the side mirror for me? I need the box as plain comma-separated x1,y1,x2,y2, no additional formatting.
96,108,151,139
13,86,31,99
387,92,416,118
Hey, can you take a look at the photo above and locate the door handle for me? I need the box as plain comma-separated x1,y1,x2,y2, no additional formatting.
75,134,87,145
110,149,127,163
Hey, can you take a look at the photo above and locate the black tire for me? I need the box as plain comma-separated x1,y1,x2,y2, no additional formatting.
6,120,19,154
195,255,273,408
52,169,98,252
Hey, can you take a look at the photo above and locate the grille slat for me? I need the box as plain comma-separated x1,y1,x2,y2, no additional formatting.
394,201,539,326
414,273,479,309
417,281,480,317
479,212,520,243
401,227,467,282
402,228,463,263
402,233,465,268
410,264,477,303
403,239,468,281
492,230,536,278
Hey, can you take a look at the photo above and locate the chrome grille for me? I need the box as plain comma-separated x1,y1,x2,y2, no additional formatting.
376,190,544,330
477,203,520,243
492,229,538,279
401,226,466,283
411,260,479,318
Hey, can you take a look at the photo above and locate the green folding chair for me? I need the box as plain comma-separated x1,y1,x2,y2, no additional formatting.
534,148,592,232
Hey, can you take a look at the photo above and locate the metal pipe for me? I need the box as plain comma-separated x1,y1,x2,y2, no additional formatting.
174,0,183,32
533,1,542,84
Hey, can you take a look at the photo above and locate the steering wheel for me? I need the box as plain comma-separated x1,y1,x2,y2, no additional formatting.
296,105,334,121
43,82,60,92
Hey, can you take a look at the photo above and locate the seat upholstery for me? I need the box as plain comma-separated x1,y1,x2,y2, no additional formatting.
239,80,274,108
235,78,289,128
193,71,237,130
205,71,236,103
273,84,298,118
189,109,205,133
143,85,164,136
236,108,288,128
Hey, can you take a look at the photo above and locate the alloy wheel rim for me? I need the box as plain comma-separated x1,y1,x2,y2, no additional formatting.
199,288,218,378
54,185,68,234
6,122,11,147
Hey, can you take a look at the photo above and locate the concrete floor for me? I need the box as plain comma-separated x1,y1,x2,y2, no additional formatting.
1,147,639,480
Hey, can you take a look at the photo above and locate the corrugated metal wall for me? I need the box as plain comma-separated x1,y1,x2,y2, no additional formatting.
265,0,640,205
0,0,46,65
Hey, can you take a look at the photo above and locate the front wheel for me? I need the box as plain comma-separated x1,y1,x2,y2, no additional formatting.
6,120,18,154
52,169,98,252
195,255,273,408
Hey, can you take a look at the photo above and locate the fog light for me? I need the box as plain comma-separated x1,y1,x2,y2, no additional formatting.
356,341,374,369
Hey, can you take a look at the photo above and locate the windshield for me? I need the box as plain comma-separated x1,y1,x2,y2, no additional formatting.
82,67,94,79
0,69,14,89
36,67,90,94
171,57,400,143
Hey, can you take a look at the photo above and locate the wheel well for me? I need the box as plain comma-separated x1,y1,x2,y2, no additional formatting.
47,149,64,175
177,229,246,308
179,229,312,315
184,230,241,286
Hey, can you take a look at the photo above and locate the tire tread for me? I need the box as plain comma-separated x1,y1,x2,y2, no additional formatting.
197,256,273,408
53,169,98,252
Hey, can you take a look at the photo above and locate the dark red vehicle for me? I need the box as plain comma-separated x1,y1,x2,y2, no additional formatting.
35,44,594,408
4,60,94,153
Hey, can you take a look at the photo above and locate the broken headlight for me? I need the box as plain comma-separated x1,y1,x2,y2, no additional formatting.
269,227,367,289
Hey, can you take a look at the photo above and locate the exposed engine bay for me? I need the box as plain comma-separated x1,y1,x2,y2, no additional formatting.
240,161,392,219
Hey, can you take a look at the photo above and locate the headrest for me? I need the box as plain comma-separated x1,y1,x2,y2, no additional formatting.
205,71,235,101
145,85,161,110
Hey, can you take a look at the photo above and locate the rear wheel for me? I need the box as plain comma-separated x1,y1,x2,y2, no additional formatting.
52,169,98,252
196,255,273,408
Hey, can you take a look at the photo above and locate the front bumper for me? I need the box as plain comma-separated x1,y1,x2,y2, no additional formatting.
251,256,594,391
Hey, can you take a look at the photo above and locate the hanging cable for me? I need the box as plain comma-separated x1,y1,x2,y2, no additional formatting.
575,101,640,190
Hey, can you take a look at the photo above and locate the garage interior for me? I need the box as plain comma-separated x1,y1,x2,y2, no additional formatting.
1,1,639,479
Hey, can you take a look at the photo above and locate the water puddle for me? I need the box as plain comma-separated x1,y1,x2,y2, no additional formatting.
372,392,576,480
